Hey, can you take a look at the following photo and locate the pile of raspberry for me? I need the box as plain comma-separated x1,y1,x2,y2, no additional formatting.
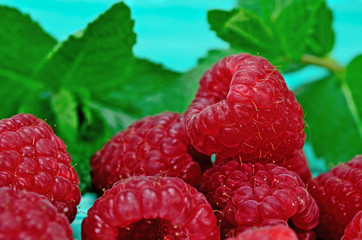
84,53,321,240
1,53,361,240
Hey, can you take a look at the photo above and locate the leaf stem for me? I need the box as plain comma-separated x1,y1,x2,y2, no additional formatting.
341,82,362,138
301,54,345,74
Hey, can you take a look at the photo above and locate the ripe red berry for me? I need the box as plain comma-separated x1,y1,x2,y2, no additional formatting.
226,225,298,240
199,161,319,239
0,113,80,222
0,186,73,240
215,149,312,183
184,53,305,161
307,155,362,240
81,176,220,240
341,211,362,240
90,112,209,194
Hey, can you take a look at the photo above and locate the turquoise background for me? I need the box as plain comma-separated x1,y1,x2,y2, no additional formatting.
0,0,361,239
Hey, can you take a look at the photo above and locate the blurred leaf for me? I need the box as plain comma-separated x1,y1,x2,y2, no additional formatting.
106,58,183,117
51,89,79,143
345,55,362,123
296,76,362,167
0,6,56,119
90,101,136,134
306,1,334,56
18,91,53,122
71,109,112,192
0,6,57,75
36,2,136,100
0,71,41,119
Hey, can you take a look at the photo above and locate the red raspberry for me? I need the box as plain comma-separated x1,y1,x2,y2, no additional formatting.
81,176,220,240
0,113,80,222
90,112,209,194
307,155,362,240
199,161,319,239
341,211,362,240
184,53,305,161
215,149,312,183
226,225,298,240
0,186,73,239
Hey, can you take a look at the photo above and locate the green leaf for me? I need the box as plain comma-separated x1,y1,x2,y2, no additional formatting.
0,6,57,76
211,0,329,70
51,89,79,143
0,6,56,119
345,54,362,134
0,71,41,119
208,9,279,61
71,109,112,192
306,1,334,56
90,101,136,134
273,0,317,61
18,90,54,122
296,76,362,167
105,58,182,117
36,2,136,100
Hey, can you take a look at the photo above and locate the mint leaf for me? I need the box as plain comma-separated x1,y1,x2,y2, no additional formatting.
36,2,136,101
106,58,182,117
273,0,316,62
0,71,41,119
208,9,279,61
210,0,329,70
0,6,56,119
306,1,334,57
0,6,57,75
296,76,362,167
51,89,79,143
345,54,362,133
90,101,136,134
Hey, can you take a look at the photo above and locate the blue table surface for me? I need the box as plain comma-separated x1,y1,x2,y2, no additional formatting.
0,0,361,239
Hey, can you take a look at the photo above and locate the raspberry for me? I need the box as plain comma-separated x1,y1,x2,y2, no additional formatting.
184,53,305,161
0,113,80,222
0,186,73,240
307,155,362,240
341,211,362,240
226,225,298,240
81,176,220,240
215,149,312,183
199,161,319,239
90,112,209,194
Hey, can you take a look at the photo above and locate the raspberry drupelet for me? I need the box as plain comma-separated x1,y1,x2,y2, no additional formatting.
215,149,312,183
199,160,319,239
0,113,80,222
184,53,305,162
341,211,362,240
0,186,73,239
225,225,298,240
90,112,210,194
81,176,220,240
307,155,362,240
